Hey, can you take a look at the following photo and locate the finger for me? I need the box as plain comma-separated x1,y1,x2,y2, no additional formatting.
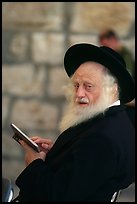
41,143,49,149
19,140,32,151
30,136,41,141
33,138,53,145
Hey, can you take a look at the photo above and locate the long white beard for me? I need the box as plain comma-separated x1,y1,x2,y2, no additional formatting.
59,85,113,133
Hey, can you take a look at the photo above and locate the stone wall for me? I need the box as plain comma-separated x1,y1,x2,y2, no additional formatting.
2,2,135,199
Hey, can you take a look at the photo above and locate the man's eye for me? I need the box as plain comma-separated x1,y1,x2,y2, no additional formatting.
85,84,91,88
85,85,94,91
86,86,91,90
74,84,79,88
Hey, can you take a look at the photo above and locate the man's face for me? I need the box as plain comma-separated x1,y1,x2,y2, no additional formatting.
59,61,118,132
72,61,104,107
99,37,117,50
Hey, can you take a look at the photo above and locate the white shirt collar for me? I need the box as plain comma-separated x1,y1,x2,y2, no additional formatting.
108,100,120,108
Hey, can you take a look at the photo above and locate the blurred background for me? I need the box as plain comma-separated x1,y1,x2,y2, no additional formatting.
2,2,135,200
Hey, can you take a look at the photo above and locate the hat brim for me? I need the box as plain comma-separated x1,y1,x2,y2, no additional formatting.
64,43,135,104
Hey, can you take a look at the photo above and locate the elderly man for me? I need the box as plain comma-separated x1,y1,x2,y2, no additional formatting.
13,43,135,202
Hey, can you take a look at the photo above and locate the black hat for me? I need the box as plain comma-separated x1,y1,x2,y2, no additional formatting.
64,43,135,104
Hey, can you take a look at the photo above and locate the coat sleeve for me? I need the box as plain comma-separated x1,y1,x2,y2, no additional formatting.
15,135,118,202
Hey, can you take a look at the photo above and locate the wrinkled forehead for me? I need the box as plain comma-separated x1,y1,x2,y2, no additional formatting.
72,61,106,78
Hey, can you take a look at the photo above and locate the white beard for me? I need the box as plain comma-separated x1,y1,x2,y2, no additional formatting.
59,84,114,133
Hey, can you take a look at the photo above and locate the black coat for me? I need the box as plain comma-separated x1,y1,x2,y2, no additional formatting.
15,105,135,202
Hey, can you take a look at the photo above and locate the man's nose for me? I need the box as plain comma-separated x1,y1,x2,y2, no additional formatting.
76,86,85,98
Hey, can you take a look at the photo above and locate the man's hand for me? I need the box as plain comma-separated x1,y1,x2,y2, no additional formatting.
30,136,54,152
19,139,49,166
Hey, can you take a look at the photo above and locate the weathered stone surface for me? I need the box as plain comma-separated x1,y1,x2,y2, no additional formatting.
2,2,64,30
10,100,59,130
2,64,46,96
70,2,135,36
31,33,65,64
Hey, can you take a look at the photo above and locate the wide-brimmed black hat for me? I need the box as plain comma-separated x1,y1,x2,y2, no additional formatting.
64,43,135,104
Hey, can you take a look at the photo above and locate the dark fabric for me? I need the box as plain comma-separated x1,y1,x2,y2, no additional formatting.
15,105,135,202
124,105,135,127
